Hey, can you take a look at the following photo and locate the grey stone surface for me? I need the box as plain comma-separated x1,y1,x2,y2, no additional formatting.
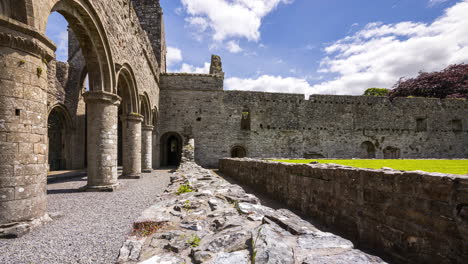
158,87,468,168
220,158,468,264
118,158,386,264
0,170,171,264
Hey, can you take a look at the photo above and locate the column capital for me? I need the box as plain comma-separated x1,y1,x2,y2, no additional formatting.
0,17,55,61
142,125,154,131
121,113,144,122
83,91,121,106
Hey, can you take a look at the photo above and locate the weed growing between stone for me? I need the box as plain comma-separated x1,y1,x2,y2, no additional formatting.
186,234,201,248
132,221,163,237
176,184,194,195
183,200,191,211
250,227,263,264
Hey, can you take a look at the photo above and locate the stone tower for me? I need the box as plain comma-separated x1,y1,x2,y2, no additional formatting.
131,0,167,72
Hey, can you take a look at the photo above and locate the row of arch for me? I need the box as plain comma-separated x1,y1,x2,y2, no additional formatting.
0,0,165,235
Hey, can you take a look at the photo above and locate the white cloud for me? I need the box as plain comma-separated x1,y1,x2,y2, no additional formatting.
166,46,183,68
179,62,211,74
55,30,68,61
226,40,243,53
225,75,313,96
185,16,209,32
311,0,468,95
428,0,450,7
181,0,292,42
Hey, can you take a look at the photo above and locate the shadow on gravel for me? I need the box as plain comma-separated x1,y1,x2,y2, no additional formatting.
47,176,87,184
47,188,81,195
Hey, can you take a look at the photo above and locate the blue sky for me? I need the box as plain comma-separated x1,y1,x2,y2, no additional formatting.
46,0,468,96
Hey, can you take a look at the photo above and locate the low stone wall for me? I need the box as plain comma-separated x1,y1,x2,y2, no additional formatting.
219,158,468,264
117,161,386,264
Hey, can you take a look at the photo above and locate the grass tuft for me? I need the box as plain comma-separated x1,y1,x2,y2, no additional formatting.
176,184,194,195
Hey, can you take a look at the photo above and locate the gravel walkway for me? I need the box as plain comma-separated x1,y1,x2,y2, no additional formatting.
0,170,172,264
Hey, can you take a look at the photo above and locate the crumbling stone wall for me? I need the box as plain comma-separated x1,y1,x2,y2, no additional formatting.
219,158,468,264
159,86,468,167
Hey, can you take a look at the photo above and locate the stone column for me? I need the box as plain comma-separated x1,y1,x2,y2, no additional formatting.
121,114,143,179
0,24,55,237
141,125,154,173
83,91,121,191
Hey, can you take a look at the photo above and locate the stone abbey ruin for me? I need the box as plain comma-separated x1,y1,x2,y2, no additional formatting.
0,0,467,263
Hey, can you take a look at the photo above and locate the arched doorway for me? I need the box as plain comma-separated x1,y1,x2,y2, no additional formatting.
359,141,376,159
45,0,118,190
231,145,247,158
160,132,183,167
47,105,72,171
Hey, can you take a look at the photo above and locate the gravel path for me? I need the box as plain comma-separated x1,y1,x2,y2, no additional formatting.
0,170,172,264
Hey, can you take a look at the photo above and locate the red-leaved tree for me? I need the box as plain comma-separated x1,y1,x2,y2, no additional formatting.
390,64,468,99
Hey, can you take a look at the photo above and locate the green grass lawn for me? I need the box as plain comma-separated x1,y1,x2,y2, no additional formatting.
273,159,468,175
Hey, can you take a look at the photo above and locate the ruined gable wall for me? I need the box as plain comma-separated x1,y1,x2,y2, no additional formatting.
159,83,468,167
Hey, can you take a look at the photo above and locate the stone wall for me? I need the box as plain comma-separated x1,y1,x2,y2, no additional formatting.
219,158,468,264
160,73,224,91
159,88,468,167
117,160,386,264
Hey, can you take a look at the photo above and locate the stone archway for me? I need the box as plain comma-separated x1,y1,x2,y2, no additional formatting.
0,0,121,235
231,145,247,158
359,141,376,159
47,105,73,171
116,64,142,179
160,132,183,167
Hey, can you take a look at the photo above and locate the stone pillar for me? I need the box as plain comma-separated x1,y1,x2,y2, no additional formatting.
0,24,55,237
141,125,154,173
83,91,121,191
121,114,143,179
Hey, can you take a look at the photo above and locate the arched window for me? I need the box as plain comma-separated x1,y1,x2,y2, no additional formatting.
359,141,376,159
231,146,247,158
241,108,251,130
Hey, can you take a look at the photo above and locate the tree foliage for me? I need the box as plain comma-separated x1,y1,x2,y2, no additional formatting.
363,88,390,96
390,64,468,99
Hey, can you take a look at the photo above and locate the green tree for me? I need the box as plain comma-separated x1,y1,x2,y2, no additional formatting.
363,88,390,96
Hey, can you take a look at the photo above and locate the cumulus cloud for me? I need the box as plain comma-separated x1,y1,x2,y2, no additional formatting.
181,0,292,42
167,46,183,68
225,75,313,96
179,62,211,73
311,0,468,95
55,30,68,61
226,40,243,53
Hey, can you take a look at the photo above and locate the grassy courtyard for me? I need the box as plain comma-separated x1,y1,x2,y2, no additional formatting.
273,159,468,175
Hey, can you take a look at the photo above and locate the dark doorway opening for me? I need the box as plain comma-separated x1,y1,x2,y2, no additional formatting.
359,141,376,159
231,146,247,158
48,107,69,171
160,132,183,167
